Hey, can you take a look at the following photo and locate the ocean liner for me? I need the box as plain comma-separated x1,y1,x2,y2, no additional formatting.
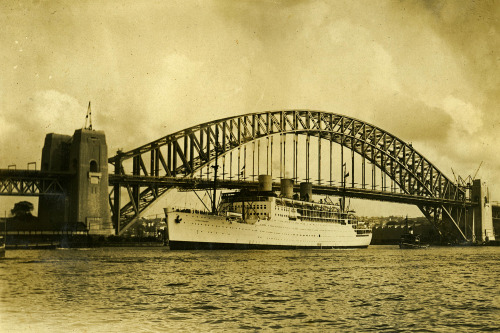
163,175,372,250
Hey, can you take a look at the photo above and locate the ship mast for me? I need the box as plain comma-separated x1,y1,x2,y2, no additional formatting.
342,162,349,215
211,126,219,214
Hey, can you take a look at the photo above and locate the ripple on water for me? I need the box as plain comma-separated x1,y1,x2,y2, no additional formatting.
1,246,499,332
164,282,190,287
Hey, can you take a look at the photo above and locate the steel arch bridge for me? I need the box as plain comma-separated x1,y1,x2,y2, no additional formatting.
109,110,471,240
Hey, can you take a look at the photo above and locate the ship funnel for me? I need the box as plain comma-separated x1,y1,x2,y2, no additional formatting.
258,175,272,192
300,182,313,201
280,179,294,198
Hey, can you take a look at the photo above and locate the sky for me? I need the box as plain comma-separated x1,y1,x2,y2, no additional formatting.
0,0,499,217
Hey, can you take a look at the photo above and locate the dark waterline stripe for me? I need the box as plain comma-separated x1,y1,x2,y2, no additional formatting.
168,241,369,250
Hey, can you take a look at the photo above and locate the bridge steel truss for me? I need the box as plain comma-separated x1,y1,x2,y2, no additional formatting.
0,170,67,196
109,110,471,240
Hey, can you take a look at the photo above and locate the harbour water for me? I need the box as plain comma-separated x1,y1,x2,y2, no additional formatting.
1,246,499,332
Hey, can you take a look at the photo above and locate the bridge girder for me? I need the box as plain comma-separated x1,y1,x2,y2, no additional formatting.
109,110,469,239
0,170,67,196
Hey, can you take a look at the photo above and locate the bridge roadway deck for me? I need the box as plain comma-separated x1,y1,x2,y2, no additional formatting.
108,175,474,207
0,169,74,177
0,169,478,207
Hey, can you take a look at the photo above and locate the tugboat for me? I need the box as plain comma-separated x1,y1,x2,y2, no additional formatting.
399,217,429,249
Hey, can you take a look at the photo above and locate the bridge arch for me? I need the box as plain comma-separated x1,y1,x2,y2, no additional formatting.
109,110,467,238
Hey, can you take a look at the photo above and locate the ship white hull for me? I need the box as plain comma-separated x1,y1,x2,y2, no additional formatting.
165,210,372,250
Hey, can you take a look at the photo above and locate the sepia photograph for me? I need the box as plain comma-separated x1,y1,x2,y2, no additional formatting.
1,0,499,332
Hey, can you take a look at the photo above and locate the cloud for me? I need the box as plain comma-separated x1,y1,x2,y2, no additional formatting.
32,90,86,131
372,93,453,143
441,95,483,134
1,0,499,210
0,90,85,165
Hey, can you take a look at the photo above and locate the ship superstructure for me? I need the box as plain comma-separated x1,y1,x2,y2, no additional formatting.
164,175,372,250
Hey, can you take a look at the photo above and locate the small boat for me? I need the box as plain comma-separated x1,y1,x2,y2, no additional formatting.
399,217,429,249
0,235,5,258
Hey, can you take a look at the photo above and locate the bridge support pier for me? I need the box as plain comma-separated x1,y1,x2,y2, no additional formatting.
38,129,114,236
113,161,121,235
470,180,495,242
